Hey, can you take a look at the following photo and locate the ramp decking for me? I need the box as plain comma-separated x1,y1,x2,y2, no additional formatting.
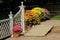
24,25,53,36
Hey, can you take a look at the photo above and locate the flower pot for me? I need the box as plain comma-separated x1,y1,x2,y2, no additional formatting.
26,24,32,31
13,32,20,38
27,26,30,31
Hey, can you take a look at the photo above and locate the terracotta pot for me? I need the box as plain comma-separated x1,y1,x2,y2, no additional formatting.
27,26,30,31
13,32,20,38
26,24,32,31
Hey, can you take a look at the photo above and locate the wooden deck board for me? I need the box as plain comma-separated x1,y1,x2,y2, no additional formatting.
24,25,53,36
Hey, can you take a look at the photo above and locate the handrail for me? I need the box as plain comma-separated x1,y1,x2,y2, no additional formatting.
14,9,21,18
0,18,9,23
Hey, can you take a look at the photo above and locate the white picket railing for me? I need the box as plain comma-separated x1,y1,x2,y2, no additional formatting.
0,1,25,39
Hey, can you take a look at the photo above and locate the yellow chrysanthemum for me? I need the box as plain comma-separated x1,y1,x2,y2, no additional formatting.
31,7,44,15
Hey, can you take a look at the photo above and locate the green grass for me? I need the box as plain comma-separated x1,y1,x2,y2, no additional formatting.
50,15,60,20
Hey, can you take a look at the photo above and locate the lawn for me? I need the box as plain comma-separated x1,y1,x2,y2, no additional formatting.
50,15,60,20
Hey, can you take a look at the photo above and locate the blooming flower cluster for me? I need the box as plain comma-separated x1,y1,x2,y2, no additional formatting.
42,8,51,19
13,24,22,33
13,24,23,37
31,7,45,19
24,7,45,26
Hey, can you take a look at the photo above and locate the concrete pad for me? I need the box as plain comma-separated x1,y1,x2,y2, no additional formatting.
24,25,53,36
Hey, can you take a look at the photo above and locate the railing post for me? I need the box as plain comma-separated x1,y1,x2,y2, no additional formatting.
19,1,25,33
9,11,13,35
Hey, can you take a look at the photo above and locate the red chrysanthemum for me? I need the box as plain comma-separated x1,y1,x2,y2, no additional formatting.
13,25,22,31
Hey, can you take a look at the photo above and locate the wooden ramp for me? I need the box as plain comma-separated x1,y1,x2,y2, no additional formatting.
24,25,53,36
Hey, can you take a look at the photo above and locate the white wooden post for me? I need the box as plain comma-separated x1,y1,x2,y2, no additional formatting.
9,11,13,35
19,1,25,33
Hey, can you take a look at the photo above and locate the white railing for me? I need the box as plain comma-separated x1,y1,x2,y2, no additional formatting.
0,13,13,39
0,1,25,39
0,19,10,39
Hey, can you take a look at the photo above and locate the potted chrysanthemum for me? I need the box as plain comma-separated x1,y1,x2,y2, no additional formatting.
25,10,33,31
24,7,45,31
13,24,22,38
